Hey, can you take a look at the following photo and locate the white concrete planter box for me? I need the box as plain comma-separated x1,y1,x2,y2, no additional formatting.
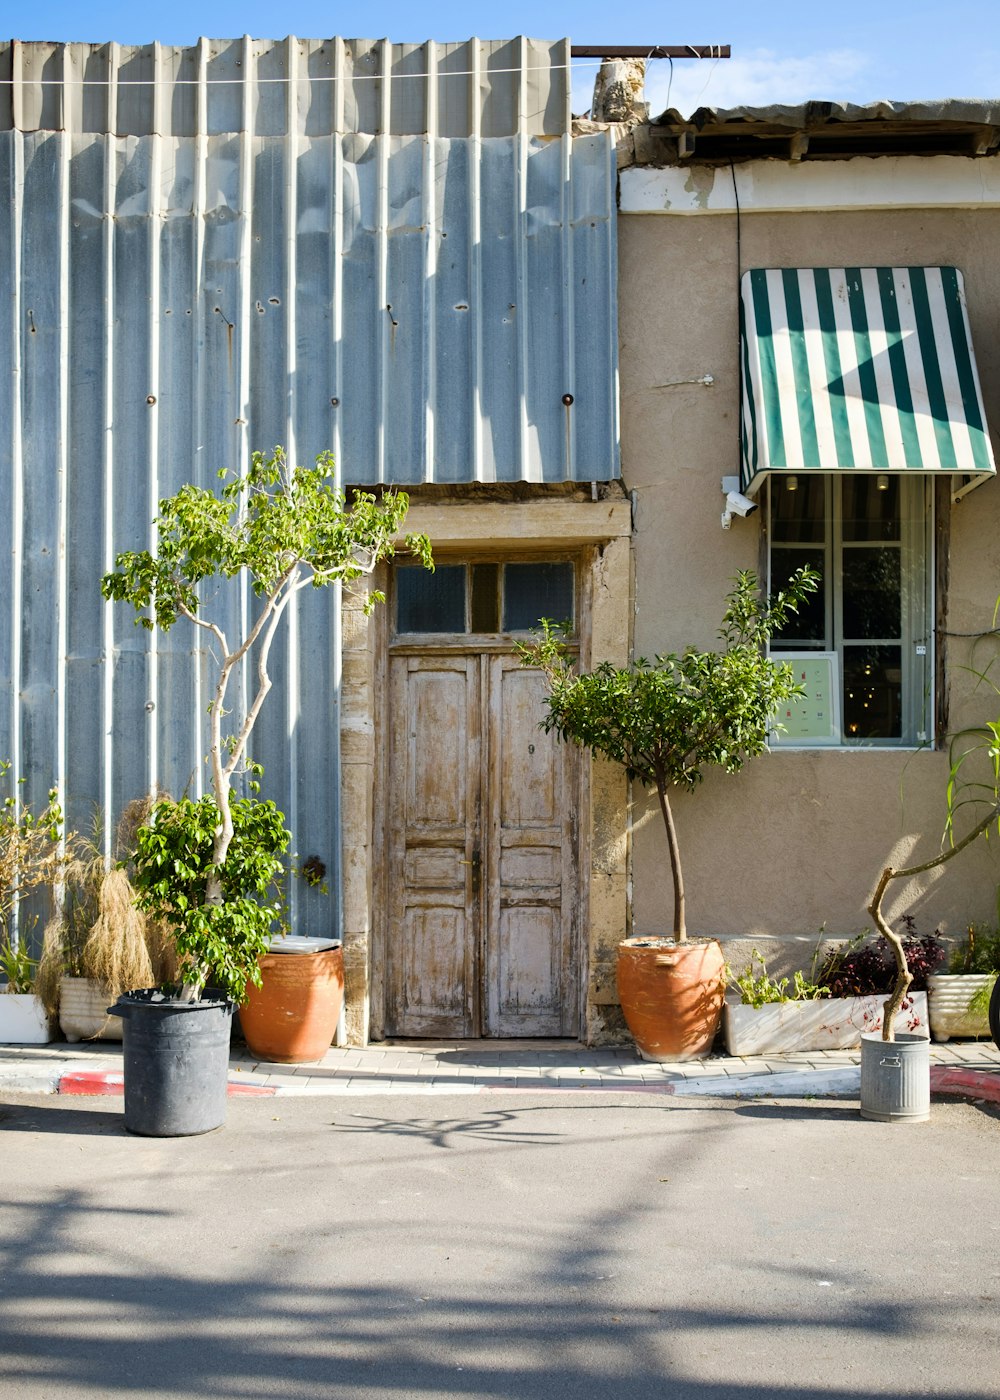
58,976,123,1043
0,992,52,1044
724,992,929,1056
927,974,993,1040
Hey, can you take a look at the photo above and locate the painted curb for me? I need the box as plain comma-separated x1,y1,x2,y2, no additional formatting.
57,1070,276,1098
1,1059,997,1103
672,1067,860,1098
0,1067,62,1094
930,1065,1000,1105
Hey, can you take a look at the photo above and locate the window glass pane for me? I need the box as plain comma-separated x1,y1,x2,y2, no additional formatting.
771,548,826,645
503,563,574,632
396,565,466,633
842,547,901,639
843,646,902,740
470,564,500,632
841,475,900,542
771,475,825,542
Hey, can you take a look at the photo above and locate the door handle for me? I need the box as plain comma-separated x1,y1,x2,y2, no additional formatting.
460,850,481,892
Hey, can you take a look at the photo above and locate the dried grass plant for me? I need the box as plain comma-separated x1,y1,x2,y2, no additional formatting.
35,796,176,1018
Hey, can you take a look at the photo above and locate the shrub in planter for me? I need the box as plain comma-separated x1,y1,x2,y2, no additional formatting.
0,937,50,1044
520,567,819,1060
0,763,72,1044
725,945,929,1055
861,596,1000,1099
926,924,1000,1041
816,920,945,997
34,798,175,1041
131,794,290,1002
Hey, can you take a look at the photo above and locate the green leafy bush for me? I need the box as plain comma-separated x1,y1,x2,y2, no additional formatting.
132,795,290,1003
730,949,830,1007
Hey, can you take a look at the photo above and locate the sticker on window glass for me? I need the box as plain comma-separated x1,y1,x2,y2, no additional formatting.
770,652,841,746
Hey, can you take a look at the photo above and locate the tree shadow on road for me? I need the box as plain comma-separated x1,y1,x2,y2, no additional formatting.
2,1096,997,1399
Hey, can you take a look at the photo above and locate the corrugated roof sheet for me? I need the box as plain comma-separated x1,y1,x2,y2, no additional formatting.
656,99,1000,128
637,98,1000,165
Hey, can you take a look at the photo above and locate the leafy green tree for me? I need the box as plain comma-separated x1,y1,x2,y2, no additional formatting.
518,569,819,943
102,447,432,1000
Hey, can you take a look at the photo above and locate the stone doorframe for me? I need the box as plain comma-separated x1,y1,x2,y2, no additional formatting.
339,497,633,1046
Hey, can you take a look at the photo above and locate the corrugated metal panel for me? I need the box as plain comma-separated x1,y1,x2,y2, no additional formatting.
0,36,573,138
0,37,619,944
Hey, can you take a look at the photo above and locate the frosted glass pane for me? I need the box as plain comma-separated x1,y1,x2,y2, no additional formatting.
503,563,574,632
396,565,466,633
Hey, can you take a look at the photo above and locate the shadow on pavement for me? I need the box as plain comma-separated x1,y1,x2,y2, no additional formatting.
0,1100,126,1136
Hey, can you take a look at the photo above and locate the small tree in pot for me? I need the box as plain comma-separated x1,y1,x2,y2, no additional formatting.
862,681,1000,1118
519,568,818,1059
101,448,432,1133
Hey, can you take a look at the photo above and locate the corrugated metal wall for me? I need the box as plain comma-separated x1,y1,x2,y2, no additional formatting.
0,37,619,939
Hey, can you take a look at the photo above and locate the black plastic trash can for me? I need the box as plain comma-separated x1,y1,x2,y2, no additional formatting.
108,989,234,1137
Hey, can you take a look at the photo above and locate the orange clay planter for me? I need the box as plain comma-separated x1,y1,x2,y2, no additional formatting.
240,937,345,1064
617,937,726,1061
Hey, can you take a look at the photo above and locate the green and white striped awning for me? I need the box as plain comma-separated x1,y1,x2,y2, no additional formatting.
740,267,996,501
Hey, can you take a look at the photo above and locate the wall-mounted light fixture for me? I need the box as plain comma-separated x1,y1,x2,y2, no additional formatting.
876,473,890,492
786,475,798,492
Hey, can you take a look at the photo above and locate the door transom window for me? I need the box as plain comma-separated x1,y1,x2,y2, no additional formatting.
394,560,575,638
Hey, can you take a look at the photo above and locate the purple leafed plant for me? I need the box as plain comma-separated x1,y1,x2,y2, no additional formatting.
818,917,946,999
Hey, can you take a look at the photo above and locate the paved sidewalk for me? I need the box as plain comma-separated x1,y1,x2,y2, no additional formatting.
2,1035,999,1104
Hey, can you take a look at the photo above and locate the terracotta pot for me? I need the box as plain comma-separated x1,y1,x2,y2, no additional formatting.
240,944,344,1063
617,936,726,1061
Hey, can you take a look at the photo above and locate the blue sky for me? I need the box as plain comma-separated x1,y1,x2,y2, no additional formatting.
12,0,999,117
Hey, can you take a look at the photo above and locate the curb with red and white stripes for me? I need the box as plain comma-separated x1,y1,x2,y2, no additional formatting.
3,1062,998,1104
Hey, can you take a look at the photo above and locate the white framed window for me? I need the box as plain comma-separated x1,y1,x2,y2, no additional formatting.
767,474,933,748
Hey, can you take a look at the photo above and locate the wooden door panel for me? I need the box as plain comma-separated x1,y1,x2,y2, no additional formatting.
498,845,561,886
396,905,470,1036
386,656,479,1038
496,669,560,825
495,906,562,1031
486,657,578,1037
406,668,471,827
386,648,580,1040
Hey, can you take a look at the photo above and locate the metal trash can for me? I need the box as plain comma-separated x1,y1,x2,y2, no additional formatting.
108,990,234,1137
859,1031,930,1123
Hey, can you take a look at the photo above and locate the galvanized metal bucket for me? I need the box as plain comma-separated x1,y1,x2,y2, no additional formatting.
859,1031,930,1123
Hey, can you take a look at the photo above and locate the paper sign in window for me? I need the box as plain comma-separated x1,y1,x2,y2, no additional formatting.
770,651,841,746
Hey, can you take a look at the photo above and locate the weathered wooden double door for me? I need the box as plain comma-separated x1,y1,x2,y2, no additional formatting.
386,651,580,1038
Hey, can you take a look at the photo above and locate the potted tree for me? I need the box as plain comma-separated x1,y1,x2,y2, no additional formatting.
102,448,432,1134
864,797,1000,1121
520,568,818,1060
862,631,1000,1118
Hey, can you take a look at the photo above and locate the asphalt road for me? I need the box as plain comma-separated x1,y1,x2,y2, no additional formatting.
1,1090,999,1399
